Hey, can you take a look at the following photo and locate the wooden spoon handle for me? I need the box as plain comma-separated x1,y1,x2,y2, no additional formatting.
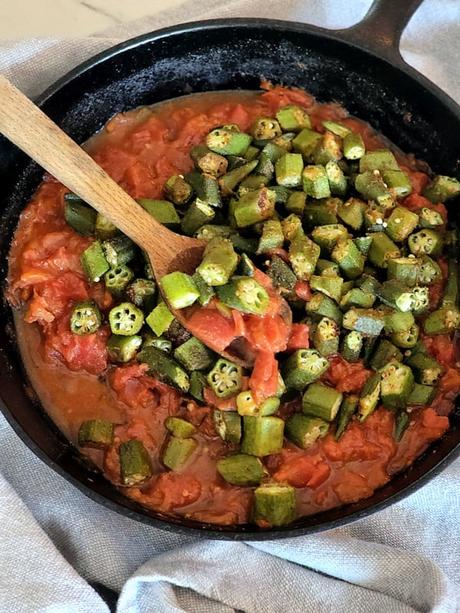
0,75,174,253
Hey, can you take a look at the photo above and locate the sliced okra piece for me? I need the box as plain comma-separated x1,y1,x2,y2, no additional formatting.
181,199,215,235
174,336,214,371
306,292,343,325
342,308,385,336
286,191,307,215
219,160,259,196
292,128,322,157
343,131,365,160
120,440,152,486
241,416,284,456
341,280,354,296
411,286,429,315
238,175,269,192
213,410,242,444
78,419,114,449
369,339,403,371
190,144,211,163
302,382,343,421
196,152,228,177
367,232,401,268
138,198,180,227
109,302,144,336
340,288,375,309
259,396,281,416
331,238,365,279
364,203,387,232
197,237,238,286
316,259,340,277
236,391,261,417
382,169,412,198
70,300,101,335
64,198,96,236
417,256,442,285
387,257,419,287
408,229,443,257
310,275,343,303
285,413,329,448
257,219,284,254
253,484,296,527
189,371,207,402
95,213,119,240
423,306,460,335
358,372,381,421
311,223,349,252
244,145,261,161
276,105,311,131
312,317,340,357
145,301,174,336
442,258,458,307
384,310,415,334
378,280,417,312
217,454,266,486
325,160,347,197
163,436,198,470
359,149,399,172
233,187,276,227
391,322,420,349
229,233,258,254
303,197,340,228
138,346,190,392
406,352,443,386
312,131,342,166
379,361,414,409
335,395,359,440
216,276,269,315
160,271,199,310
321,120,351,138
105,265,134,296
102,235,137,268
261,142,285,163
250,117,282,141
341,331,363,363
272,185,292,205
407,383,436,406
207,358,243,399
423,175,460,203
354,235,373,256
281,213,302,242
195,224,232,241
275,153,304,188
142,334,172,353
355,274,381,295
125,278,156,312
418,207,444,229
282,348,329,391
206,127,252,155
355,170,394,209
337,197,365,231
394,411,410,441
266,256,297,296
302,165,331,199
107,334,142,363
289,231,321,281
165,416,197,439
386,206,419,242
272,132,296,151
164,174,193,205
254,151,275,180
192,271,215,306
81,240,110,282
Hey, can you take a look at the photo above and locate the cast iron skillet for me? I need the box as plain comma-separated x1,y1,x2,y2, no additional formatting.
0,0,459,539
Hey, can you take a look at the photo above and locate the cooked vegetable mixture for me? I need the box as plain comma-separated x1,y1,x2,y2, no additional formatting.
7,85,460,528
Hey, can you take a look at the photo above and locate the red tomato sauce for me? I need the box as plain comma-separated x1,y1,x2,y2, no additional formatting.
7,88,456,526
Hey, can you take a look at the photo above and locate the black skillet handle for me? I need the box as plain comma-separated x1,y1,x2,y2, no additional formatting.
330,0,424,66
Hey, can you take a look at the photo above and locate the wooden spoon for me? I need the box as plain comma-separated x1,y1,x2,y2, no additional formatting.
0,76,290,367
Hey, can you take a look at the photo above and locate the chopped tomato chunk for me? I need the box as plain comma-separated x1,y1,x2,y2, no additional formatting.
286,323,310,351
294,280,312,302
249,351,279,404
186,307,236,352
274,453,330,489
323,356,371,394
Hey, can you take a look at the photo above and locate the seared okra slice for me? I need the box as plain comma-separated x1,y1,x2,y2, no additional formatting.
302,382,343,421
316,259,340,277
109,302,144,336
105,265,134,296
407,383,436,406
418,207,444,229
120,440,152,486
95,213,119,240
423,306,460,335
281,214,303,242
138,198,181,227
70,300,102,335
331,239,365,279
207,358,243,399
285,414,329,448
335,395,359,440
241,416,284,457
181,199,215,235
342,308,385,336
302,165,331,199
233,187,276,227
355,170,394,209
160,272,199,310
382,169,412,198
341,331,363,362
394,411,410,441
367,232,401,268
379,361,414,409
359,149,399,172
325,160,347,197
142,334,172,353
107,334,142,363
310,275,343,303
369,339,403,371
286,191,307,215
253,484,296,527
337,198,366,231
213,410,242,444
217,454,266,486
276,105,311,131
138,346,190,392
102,236,137,268
216,276,269,315
423,175,460,203
384,311,415,334
250,117,282,141
164,174,193,205
189,371,207,402
288,231,321,280
385,206,419,242
165,416,197,438
145,301,174,336
197,237,238,287
174,337,214,371
219,160,259,196
406,352,443,385
163,436,198,470
358,372,381,421
125,278,156,312
343,131,365,160
312,132,342,166
378,280,426,313
282,348,329,391
206,127,252,155
196,152,228,177
78,419,114,449
417,256,442,285
81,240,110,282
313,317,340,357
275,153,304,188
257,219,284,253
306,292,342,324
311,224,349,252
64,197,96,236
408,229,443,256
340,288,375,310
266,256,297,296
191,272,215,307
322,120,351,138
303,198,340,228
292,128,322,157
391,322,420,349
355,274,381,295
354,235,373,256
387,257,419,287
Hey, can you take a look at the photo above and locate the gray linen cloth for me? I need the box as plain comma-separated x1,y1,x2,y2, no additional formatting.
0,1,459,611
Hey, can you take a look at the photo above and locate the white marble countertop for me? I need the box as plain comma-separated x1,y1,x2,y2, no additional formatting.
0,0,185,38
